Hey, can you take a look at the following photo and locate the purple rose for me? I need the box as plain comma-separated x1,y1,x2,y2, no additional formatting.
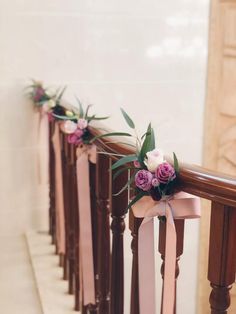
135,170,153,191
33,86,45,102
155,162,176,184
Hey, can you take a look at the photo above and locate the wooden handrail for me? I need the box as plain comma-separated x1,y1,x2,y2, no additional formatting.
90,127,236,207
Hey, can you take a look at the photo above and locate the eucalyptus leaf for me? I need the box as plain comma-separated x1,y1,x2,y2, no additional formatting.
125,191,147,212
121,108,135,129
139,123,155,162
111,155,137,170
52,113,77,120
113,175,135,196
150,127,155,149
173,152,179,173
87,115,110,121
75,95,84,118
57,86,67,101
113,166,136,181
90,132,132,143
85,104,93,119
141,131,151,140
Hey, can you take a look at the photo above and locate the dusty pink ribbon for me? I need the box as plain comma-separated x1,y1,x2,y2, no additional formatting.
76,144,96,306
51,122,66,255
37,109,49,184
132,192,201,314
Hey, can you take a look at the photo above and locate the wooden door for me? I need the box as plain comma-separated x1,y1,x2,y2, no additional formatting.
199,0,236,312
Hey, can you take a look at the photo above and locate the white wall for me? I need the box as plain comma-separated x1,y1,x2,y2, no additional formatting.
0,0,209,313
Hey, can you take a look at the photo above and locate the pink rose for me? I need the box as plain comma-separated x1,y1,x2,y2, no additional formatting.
74,128,84,137
155,162,176,184
152,178,160,187
133,160,141,168
135,170,153,191
77,118,88,129
67,128,84,145
67,134,83,145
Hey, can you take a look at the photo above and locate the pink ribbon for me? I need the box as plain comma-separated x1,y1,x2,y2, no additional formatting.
132,192,201,314
76,144,96,306
37,109,49,184
52,122,66,255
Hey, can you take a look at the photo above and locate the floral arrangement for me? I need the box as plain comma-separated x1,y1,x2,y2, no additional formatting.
112,109,180,210
27,80,131,146
26,79,69,120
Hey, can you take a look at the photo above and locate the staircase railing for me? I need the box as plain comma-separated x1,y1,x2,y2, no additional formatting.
49,120,236,314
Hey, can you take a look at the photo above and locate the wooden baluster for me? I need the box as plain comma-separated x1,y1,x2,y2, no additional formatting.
129,210,143,314
208,202,236,313
158,218,185,314
110,165,128,314
86,159,99,314
96,154,111,313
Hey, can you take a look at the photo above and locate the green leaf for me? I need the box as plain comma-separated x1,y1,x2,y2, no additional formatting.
141,131,151,140
112,166,136,181
90,132,132,143
125,191,147,212
111,155,137,170
113,175,135,196
173,152,179,173
121,108,135,129
87,115,110,121
57,86,67,101
75,95,84,118
52,113,77,120
85,104,93,119
139,123,155,162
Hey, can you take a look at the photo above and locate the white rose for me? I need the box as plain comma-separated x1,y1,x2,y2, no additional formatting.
63,120,77,134
144,148,165,172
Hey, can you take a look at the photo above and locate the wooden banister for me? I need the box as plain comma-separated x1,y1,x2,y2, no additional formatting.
48,122,236,314
89,127,236,314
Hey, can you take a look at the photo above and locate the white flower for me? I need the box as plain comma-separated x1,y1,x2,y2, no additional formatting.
77,118,88,130
42,99,56,112
144,148,165,172
47,99,56,108
65,110,74,117
63,120,78,134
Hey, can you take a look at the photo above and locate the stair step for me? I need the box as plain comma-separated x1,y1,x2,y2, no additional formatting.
26,231,79,314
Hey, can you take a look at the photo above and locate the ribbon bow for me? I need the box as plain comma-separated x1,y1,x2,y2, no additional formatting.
132,192,201,314
76,144,97,306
